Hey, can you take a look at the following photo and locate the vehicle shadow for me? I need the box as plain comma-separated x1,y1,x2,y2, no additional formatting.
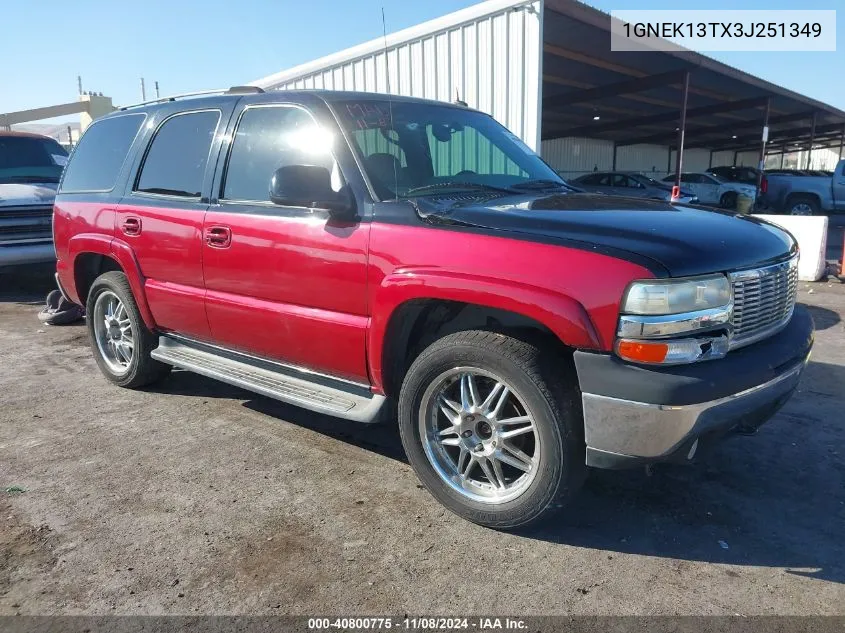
0,264,56,303
157,358,845,584
804,303,841,331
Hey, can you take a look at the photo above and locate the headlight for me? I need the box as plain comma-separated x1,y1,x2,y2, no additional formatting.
622,275,731,315
616,275,733,365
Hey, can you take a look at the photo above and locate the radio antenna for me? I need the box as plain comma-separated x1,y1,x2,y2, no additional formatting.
382,7,399,200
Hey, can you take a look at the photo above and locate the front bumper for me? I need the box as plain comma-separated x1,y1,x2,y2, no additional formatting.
574,305,814,469
0,243,55,267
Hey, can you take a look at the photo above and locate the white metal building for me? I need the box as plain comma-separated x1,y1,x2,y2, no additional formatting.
252,0,845,179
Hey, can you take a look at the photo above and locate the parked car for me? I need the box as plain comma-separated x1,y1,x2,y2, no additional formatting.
707,165,767,206
0,131,67,266
663,172,757,208
764,159,845,215
570,171,697,204
53,88,813,529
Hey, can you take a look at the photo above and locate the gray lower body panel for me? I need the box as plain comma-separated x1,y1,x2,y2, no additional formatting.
151,336,385,423
581,359,807,468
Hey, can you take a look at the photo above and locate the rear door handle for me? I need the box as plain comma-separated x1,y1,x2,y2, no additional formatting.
121,216,142,236
205,225,232,248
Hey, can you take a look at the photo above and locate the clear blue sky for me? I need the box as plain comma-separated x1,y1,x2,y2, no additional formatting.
1,0,842,121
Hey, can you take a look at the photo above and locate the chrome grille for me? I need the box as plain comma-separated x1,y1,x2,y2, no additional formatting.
729,256,798,349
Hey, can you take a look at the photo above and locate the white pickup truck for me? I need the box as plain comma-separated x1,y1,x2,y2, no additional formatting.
0,131,67,267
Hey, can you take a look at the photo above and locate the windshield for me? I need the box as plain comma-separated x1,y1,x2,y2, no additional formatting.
333,100,564,199
0,135,67,184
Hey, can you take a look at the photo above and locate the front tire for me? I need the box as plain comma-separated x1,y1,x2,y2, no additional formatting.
397,330,586,529
719,191,737,209
86,271,171,388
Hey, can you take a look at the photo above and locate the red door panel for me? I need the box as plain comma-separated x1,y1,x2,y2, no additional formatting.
202,210,370,382
114,202,210,339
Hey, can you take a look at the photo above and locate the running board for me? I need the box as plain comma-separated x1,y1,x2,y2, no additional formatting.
151,336,385,423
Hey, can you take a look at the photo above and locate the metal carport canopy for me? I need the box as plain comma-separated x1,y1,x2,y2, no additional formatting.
250,0,845,165
541,0,845,161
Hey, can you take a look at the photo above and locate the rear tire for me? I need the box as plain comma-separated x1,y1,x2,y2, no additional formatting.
787,196,819,216
86,271,171,388
397,330,586,530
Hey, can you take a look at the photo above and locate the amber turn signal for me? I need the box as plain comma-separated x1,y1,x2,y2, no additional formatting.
617,340,669,364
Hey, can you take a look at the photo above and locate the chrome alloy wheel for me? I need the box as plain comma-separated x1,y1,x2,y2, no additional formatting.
790,203,813,216
92,290,135,375
419,367,541,504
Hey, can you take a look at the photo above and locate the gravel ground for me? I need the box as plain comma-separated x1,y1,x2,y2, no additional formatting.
1,265,844,616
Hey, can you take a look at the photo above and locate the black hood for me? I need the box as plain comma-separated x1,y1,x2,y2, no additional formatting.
415,192,796,278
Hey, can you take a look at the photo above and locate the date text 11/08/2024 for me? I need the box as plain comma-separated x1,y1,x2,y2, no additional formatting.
307,617,528,630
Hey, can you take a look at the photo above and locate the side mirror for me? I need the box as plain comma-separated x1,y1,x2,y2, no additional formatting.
269,165,356,219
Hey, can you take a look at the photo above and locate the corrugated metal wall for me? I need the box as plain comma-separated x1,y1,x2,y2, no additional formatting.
616,145,669,175
540,137,613,179
710,151,735,168
764,147,842,170
258,0,543,150
668,148,711,174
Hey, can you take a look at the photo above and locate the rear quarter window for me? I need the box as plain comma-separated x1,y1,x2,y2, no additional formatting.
59,113,146,193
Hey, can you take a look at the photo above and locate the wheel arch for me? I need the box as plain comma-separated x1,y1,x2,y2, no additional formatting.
370,271,601,397
68,235,156,329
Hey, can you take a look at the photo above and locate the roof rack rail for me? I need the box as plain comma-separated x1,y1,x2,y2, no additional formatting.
118,85,267,110
227,85,265,94
119,89,229,110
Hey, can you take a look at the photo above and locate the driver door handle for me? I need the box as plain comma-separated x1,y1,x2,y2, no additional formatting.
205,225,232,248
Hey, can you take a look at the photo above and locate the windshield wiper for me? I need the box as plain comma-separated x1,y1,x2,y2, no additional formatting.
508,179,573,191
404,181,515,196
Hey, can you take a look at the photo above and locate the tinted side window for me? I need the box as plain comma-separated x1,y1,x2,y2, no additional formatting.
60,114,145,193
223,106,332,202
136,110,220,198
579,174,601,185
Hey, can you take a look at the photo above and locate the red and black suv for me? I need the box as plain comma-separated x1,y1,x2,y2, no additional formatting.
53,87,813,528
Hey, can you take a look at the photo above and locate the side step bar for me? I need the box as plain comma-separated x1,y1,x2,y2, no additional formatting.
151,336,386,423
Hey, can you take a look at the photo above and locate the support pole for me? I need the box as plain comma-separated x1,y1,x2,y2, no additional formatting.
612,142,617,171
155,81,160,99
140,78,146,101
708,149,713,169
780,144,786,169
672,71,690,200
839,123,845,162
755,98,770,203
806,112,816,170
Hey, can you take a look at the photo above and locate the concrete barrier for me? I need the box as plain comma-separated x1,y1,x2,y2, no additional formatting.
751,214,828,281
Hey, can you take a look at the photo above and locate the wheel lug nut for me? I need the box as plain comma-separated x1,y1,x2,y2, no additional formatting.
475,443,483,452
461,430,473,438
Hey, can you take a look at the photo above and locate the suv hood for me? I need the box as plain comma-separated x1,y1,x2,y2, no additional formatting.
0,182,58,208
417,191,795,277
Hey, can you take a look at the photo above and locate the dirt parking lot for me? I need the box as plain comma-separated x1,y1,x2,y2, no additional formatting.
1,266,844,616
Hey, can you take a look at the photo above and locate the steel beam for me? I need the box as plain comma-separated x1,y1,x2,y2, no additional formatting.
806,112,816,170
547,96,769,139
542,70,688,108
616,109,816,147
756,99,771,201
673,72,690,197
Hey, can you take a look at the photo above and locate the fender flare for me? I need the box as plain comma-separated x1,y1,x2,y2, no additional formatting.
67,234,156,330
368,268,601,392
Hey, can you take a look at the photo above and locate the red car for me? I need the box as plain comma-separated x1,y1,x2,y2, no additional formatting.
53,87,813,528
